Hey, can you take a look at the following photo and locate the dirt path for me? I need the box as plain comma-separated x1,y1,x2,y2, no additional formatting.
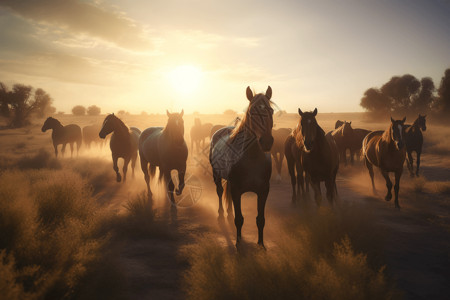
102,155,450,300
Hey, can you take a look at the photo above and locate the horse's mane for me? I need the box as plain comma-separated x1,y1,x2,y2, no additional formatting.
229,94,273,140
292,114,325,148
107,114,129,135
381,123,393,143
48,117,63,128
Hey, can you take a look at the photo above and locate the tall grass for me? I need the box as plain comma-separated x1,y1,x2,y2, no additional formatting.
0,169,111,299
184,205,399,300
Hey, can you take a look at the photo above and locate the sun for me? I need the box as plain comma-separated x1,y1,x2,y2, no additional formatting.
167,65,203,97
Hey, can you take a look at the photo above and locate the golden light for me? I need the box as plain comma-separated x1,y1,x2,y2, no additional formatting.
166,65,203,97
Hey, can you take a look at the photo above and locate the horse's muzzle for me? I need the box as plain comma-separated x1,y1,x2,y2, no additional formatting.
99,132,106,139
259,135,274,152
304,140,314,152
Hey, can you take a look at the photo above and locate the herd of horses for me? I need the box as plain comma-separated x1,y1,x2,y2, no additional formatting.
41,87,427,247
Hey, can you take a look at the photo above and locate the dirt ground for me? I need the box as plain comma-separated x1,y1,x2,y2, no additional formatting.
1,112,449,299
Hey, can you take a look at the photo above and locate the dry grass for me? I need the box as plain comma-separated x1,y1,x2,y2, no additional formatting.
184,204,399,300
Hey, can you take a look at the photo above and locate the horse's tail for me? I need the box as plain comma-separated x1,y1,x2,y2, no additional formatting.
223,180,232,210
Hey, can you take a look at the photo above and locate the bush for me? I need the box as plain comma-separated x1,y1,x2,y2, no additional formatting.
87,105,101,116
72,105,86,116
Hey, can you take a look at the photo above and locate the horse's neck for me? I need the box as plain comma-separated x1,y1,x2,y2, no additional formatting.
114,120,130,137
52,122,64,131
312,126,327,154
381,126,396,149
162,125,182,143
411,119,421,131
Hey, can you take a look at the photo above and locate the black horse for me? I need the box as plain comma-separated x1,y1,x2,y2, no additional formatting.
405,114,426,177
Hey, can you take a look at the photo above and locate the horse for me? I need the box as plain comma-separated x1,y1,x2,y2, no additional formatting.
285,124,308,203
139,110,188,203
41,117,82,158
405,114,426,177
99,114,140,183
335,120,370,163
271,127,292,182
330,121,354,165
362,117,407,209
190,118,213,153
297,108,339,206
210,116,241,139
210,86,274,247
82,124,104,149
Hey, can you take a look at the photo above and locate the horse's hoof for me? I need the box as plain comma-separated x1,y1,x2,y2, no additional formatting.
116,175,122,182
258,242,266,250
175,189,182,196
385,195,392,201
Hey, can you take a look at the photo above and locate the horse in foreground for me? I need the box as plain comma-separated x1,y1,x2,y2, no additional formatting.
297,108,339,206
139,110,188,203
41,117,82,158
190,118,213,153
210,86,274,247
362,117,406,209
271,127,292,182
99,114,140,182
405,114,426,177
330,121,354,165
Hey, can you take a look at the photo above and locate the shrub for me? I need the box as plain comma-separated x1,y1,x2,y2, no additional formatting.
72,105,86,116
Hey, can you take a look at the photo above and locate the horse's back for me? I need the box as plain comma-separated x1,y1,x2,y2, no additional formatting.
64,124,82,143
139,127,164,164
363,130,383,165
352,128,371,150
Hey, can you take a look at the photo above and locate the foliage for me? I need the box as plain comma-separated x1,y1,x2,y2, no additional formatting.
86,105,101,116
72,105,86,116
436,68,450,113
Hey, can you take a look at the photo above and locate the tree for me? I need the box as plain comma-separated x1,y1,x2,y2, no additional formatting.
87,105,101,116
436,68,450,113
0,82,11,117
34,88,56,118
72,105,86,116
360,88,391,114
380,74,420,112
224,109,236,115
411,77,435,113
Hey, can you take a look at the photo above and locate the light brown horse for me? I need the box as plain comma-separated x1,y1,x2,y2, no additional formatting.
99,114,140,182
405,114,426,177
190,118,213,153
210,86,274,247
362,117,406,209
139,110,188,203
271,127,292,182
41,117,82,157
297,108,339,206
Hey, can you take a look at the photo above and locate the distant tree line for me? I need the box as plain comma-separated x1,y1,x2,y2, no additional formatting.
0,82,56,128
360,68,450,117
71,105,102,116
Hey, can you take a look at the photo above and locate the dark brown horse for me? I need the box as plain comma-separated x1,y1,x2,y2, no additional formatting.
298,108,339,206
210,86,274,247
335,120,370,164
139,110,188,203
99,114,140,182
362,117,406,209
190,118,213,153
405,114,426,177
330,121,354,165
210,116,241,139
41,117,82,157
271,127,292,182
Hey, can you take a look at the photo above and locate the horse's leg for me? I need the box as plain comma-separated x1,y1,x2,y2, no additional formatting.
53,144,58,157
394,169,402,209
122,157,130,183
380,169,392,202
176,167,186,196
295,160,304,201
416,151,421,177
276,153,283,182
214,176,225,219
165,172,176,205
61,143,66,158
311,179,321,207
406,151,414,177
69,143,74,158
77,141,81,157
325,179,334,206
112,155,121,182
349,148,355,165
256,186,269,248
286,154,297,203
140,156,151,196
365,158,376,193
232,190,243,245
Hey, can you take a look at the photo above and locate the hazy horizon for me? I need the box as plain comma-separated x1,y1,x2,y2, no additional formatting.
1,0,449,114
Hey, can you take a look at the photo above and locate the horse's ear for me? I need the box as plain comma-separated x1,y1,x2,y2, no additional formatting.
166,110,170,117
265,86,272,100
349,121,352,125
402,117,406,123
298,108,303,116
390,116,394,123
246,86,253,101
180,109,184,117
313,108,317,116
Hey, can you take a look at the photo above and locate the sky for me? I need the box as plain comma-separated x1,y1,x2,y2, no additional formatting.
0,0,449,114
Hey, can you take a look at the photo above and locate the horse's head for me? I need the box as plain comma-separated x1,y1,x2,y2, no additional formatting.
41,117,57,132
166,110,185,142
418,114,427,131
298,108,318,152
245,86,274,151
99,114,116,138
390,116,406,150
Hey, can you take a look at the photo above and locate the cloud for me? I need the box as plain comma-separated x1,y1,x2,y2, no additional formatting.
0,0,153,51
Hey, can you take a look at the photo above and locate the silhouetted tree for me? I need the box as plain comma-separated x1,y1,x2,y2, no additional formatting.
411,77,435,113
34,88,56,118
0,82,11,117
360,88,391,114
8,84,34,127
436,68,450,113
380,74,420,112
72,105,86,116
87,105,101,116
